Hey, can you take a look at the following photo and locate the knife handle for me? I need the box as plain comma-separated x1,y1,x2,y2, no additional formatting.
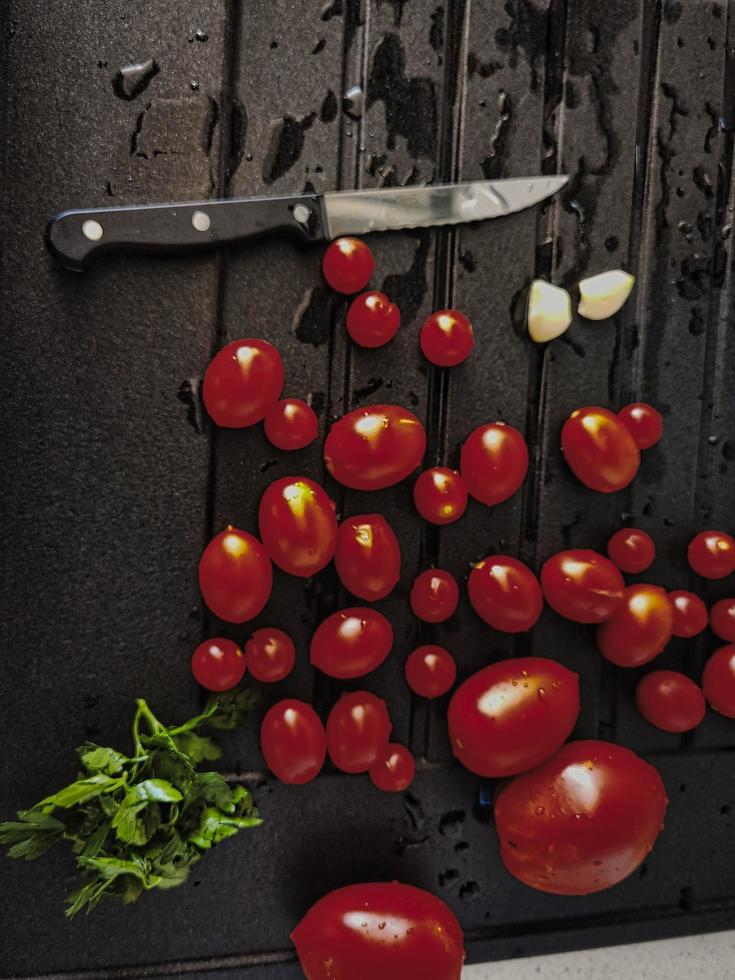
45,193,328,270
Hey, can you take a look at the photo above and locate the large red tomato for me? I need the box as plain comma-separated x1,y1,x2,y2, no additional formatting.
467,555,543,632
258,476,337,578
260,700,327,785
198,525,273,623
326,691,392,773
324,404,426,490
494,740,668,895
310,607,393,678
334,514,401,601
596,584,673,667
460,422,528,506
561,406,640,493
702,645,735,718
447,658,580,778
202,338,284,428
540,549,624,624
291,882,465,980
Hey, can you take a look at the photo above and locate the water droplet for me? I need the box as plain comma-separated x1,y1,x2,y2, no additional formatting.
193,29,209,42
190,80,199,91
511,680,518,687
708,435,719,445
112,59,159,101
537,687,546,698
535,805,545,816
245,152,253,161
521,669,528,677
343,84,365,120
378,921,386,929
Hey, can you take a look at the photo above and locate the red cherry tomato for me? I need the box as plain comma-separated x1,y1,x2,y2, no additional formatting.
617,402,663,450
409,568,459,623
260,699,326,785
607,527,656,573
668,591,708,638
291,882,465,980
369,744,416,792
636,670,706,732
322,237,375,294
326,691,392,773
335,514,401,601
561,406,640,493
191,638,245,692
541,549,624,624
310,607,394,678
198,526,273,623
202,338,284,428
494,740,668,895
710,598,735,642
244,627,296,683
420,309,474,367
460,422,528,506
405,645,457,698
258,476,337,578
447,657,579,778
413,467,468,525
687,530,735,579
596,584,673,667
467,555,542,632
264,398,318,451
346,291,400,347
702,645,735,717
324,404,426,491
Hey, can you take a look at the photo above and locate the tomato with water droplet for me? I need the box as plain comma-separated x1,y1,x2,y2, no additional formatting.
310,607,393,678
409,568,459,623
413,467,468,524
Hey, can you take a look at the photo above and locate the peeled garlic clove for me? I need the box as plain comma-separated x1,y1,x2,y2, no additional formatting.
578,270,635,320
527,280,572,343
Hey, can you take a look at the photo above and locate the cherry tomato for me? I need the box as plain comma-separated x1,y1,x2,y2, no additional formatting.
607,527,656,573
467,555,542,632
710,598,735,642
191,638,245,692
310,607,394,678
258,476,337,578
198,525,273,623
409,568,459,623
494,740,668,895
291,882,465,980
244,627,296,683
405,645,457,698
413,467,468,525
202,338,284,428
688,530,735,579
561,406,640,493
636,670,706,732
324,404,426,491
702,645,735,717
326,691,392,773
617,402,663,450
669,590,708,638
419,309,474,367
264,398,318,451
346,291,400,347
460,422,528,506
335,514,401,601
322,237,374,294
541,549,624,624
260,699,326,785
447,657,579,778
596,584,673,667
369,744,416,792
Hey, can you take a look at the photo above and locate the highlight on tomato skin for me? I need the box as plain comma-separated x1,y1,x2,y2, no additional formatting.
409,568,459,623
701,645,735,718
322,237,375,294
606,526,656,573
635,670,706,733
310,607,394,679
460,421,528,506
709,597,735,642
617,402,663,450
413,467,468,525
202,338,284,428
258,476,338,578
260,699,327,785
263,398,318,451
326,691,392,773
198,525,273,624
369,743,416,792
668,590,708,638
467,555,543,633
596,584,673,667
687,530,735,579
334,513,401,602
346,291,401,348
191,638,246,692
540,549,624,624
561,406,640,493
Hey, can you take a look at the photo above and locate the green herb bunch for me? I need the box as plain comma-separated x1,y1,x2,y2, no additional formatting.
0,690,261,916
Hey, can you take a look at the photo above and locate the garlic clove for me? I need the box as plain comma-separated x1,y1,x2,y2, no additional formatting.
527,280,573,343
578,270,635,320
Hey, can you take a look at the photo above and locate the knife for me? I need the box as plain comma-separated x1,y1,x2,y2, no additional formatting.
46,175,568,271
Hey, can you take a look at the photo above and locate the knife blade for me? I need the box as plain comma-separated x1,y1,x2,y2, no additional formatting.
46,175,568,271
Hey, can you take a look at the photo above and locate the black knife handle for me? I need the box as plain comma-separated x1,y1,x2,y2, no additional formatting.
45,193,328,271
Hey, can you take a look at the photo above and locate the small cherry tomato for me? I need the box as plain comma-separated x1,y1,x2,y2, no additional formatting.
702,645,735,718
688,530,735,579
596,583,673,667
369,743,416,792
326,691,392,773
409,568,459,623
420,309,474,367
335,514,401,601
561,406,640,493
467,555,542,632
413,467,468,525
460,422,528,506
191,637,245,692
710,598,735,641
346,291,400,347
324,404,427,491
607,527,656,573
405,645,457,698
494,740,668,895
260,699,326,785
322,237,374,294
541,549,624,624
617,402,663,450
668,591,708,638
447,657,580,778
198,526,273,623
258,476,337,578
310,607,394,678
264,398,318,451
636,670,706,732
202,338,284,428
244,627,296,683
